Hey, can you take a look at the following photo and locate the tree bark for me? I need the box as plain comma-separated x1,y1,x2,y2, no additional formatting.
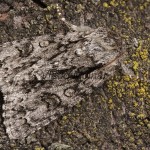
0,0,149,149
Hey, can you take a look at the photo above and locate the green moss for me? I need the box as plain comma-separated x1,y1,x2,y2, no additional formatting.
129,112,136,118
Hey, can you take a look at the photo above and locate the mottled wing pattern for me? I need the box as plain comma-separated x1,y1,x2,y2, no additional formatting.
0,27,121,139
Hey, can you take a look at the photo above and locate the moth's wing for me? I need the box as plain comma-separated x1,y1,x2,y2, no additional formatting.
0,35,81,139
2,79,84,140
0,29,121,140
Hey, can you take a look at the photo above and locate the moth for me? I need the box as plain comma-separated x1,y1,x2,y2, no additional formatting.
0,4,128,140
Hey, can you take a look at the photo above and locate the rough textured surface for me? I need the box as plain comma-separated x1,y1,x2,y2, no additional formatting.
0,25,123,140
0,0,149,149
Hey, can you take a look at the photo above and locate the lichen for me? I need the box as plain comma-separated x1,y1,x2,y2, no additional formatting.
103,2,109,8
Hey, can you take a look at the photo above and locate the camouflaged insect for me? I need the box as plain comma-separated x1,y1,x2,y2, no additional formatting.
0,5,127,140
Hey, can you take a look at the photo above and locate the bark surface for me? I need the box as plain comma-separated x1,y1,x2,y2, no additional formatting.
0,0,149,149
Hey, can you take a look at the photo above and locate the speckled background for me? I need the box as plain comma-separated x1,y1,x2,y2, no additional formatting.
0,0,149,149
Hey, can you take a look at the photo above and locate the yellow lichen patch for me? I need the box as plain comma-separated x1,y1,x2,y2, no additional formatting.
126,80,139,89
139,49,148,60
123,75,131,81
137,40,143,50
129,137,135,142
132,61,139,71
137,139,143,145
96,1,150,148
143,1,150,8
113,81,119,86
110,0,119,7
133,101,139,107
62,116,68,120
129,112,136,118
108,98,115,109
121,34,129,39
137,114,146,119
67,131,73,135
137,87,146,97
123,13,132,26
112,25,116,30
128,91,135,97
76,101,81,108
119,0,126,6
103,2,109,8
144,119,149,124
139,5,144,10
147,124,150,128
76,4,85,13
132,40,149,62
117,90,123,98
108,98,113,104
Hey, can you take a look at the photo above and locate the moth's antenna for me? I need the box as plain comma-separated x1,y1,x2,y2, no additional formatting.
55,3,78,31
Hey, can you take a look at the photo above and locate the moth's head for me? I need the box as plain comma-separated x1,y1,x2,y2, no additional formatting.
82,29,121,66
